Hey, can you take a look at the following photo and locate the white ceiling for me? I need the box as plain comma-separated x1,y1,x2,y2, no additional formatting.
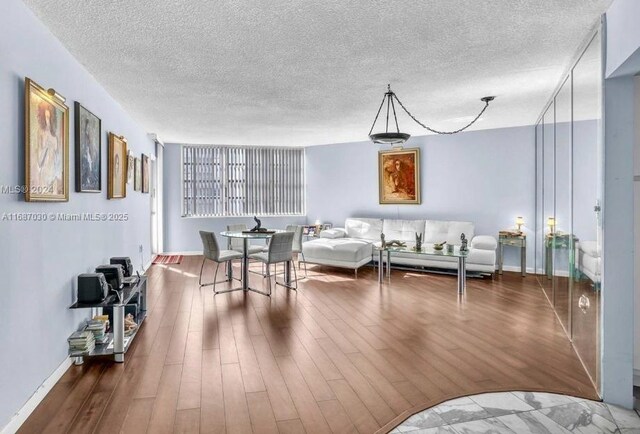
24,0,611,147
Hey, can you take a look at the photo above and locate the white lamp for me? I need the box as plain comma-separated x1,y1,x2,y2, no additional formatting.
515,216,524,232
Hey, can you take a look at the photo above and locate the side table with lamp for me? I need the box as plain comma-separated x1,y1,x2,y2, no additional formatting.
498,216,526,277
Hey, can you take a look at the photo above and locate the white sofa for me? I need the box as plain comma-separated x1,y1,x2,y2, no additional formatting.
576,240,600,285
302,217,497,275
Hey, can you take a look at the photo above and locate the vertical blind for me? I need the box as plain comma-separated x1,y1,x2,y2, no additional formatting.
182,145,305,217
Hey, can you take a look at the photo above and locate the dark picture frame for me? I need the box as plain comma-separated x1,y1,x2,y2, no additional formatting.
74,102,101,192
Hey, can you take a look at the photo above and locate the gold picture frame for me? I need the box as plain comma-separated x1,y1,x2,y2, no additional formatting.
378,148,421,204
24,78,69,202
107,132,127,199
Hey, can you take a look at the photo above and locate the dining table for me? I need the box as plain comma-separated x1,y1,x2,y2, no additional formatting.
219,229,294,294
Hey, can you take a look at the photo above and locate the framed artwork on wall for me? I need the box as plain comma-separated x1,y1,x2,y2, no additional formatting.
126,151,134,184
74,102,101,192
107,133,127,199
134,157,142,192
141,154,149,193
24,78,69,202
378,148,421,204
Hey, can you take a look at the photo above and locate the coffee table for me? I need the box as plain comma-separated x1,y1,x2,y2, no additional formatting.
376,245,470,294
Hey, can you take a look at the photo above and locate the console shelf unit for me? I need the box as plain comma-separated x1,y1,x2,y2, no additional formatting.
69,276,147,364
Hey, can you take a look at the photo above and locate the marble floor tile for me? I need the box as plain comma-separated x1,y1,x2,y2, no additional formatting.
449,417,515,433
513,391,577,410
540,402,619,433
432,397,492,425
496,410,572,434
579,400,616,424
398,409,446,431
607,404,640,429
409,427,457,434
470,392,535,416
621,429,640,434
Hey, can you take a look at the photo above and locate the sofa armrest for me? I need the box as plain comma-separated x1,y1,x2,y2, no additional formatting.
471,235,497,251
319,228,347,239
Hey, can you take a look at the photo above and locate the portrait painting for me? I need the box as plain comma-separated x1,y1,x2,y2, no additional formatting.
108,133,127,199
134,157,142,192
378,148,420,204
25,78,69,202
141,154,149,193
126,151,134,184
74,102,101,192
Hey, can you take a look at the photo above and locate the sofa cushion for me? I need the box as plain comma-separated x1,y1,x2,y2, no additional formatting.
303,238,373,263
578,240,600,258
344,218,383,241
471,235,497,250
424,220,475,245
446,221,475,245
319,228,347,239
382,219,426,242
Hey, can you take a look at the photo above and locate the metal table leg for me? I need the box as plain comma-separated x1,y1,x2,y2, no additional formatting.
242,238,249,290
498,242,504,275
521,245,527,277
378,249,384,283
458,256,466,295
284,260,291,286
386,250,391,280
113,304,125,362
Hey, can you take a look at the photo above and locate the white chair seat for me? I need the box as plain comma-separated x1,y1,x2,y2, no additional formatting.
219,250,243,261
247,245,265,254
249,252,270,263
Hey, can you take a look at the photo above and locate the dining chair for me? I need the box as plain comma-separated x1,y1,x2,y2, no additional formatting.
199,231,243,294
248,232,297,296
226,224,265,254
286,224,307,279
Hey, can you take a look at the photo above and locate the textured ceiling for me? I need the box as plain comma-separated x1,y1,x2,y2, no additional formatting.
23,0,611,146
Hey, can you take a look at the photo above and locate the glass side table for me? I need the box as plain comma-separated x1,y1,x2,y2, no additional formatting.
498,231,526,277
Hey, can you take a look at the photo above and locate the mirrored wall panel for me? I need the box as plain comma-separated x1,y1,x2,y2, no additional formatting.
534,29,602,393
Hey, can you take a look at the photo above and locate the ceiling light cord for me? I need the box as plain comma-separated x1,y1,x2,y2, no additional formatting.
393,93,493,135
368,84,495,141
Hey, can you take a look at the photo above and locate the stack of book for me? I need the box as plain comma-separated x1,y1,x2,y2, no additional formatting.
86,319,109,345
68,330,95,354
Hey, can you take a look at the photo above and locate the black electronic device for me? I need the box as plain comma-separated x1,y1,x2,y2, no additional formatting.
110,257,133,277
77,273,109,303
95,264,124,290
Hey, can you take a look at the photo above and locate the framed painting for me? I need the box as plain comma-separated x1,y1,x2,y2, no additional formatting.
74,102,101,192
126,151,134,184
378,148,420,204
134,157,142,192
25,78,69,202
141,154,149,193
107,133,127,199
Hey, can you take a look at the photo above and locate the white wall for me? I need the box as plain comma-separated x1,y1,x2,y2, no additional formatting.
633,75,640,381
305,126,534,270
605,0,640,77
0,0,155,428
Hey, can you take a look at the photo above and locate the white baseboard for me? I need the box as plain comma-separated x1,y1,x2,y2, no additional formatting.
500,265,535,274
501,265,571,278
2,357,72,434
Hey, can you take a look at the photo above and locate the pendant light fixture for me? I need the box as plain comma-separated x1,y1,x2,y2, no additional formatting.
368,84,495,145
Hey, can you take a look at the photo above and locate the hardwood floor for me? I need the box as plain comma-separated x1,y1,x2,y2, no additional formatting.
19,256,599,434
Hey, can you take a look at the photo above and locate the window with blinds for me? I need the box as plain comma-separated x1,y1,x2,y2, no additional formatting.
182,145,305,217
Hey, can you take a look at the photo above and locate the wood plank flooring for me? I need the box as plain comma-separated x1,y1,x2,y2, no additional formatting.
19,256,599,434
